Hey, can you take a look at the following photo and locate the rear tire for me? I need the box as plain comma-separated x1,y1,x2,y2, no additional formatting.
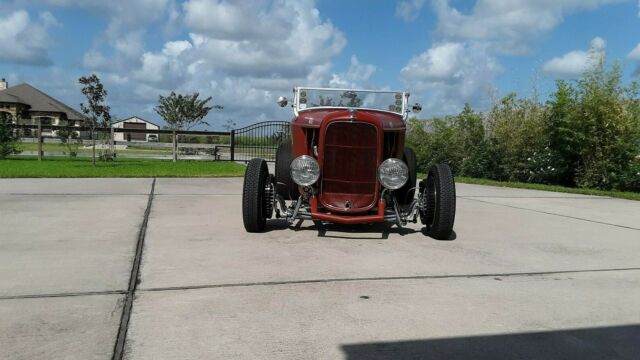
275,142,298,200
396,147,417,206
242,158,269,232
420,164,456,240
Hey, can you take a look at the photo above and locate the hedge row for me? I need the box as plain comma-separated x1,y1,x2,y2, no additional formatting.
406,63,640,192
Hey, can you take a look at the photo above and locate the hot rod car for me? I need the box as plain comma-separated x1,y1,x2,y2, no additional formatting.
242,87,456,239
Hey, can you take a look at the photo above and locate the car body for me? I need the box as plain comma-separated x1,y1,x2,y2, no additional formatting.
242,87,456,239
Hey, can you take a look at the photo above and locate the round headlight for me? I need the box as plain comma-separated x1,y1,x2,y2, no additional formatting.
290,155,320,186
378,158,408,190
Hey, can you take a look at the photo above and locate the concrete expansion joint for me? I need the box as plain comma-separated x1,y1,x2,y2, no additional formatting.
0,290,127,301
111,177,156,360
459,197,640,231
138,267,640,294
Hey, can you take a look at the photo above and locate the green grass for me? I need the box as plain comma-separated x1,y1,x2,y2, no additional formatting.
18,143,171,155
0,157,246,178
454,176,640,201
417,173,639,201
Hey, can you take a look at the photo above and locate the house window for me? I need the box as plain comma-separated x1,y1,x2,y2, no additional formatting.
39,117,52,125
0,111,12,124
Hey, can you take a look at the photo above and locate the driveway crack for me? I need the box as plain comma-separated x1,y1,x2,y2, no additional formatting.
112,177,156,360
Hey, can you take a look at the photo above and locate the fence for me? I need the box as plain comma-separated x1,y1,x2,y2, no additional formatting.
231,121,290,162
7,121,290,162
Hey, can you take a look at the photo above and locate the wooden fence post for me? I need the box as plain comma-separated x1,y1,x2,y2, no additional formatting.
37,120,43,161
172,130,177,162
230,130,235,161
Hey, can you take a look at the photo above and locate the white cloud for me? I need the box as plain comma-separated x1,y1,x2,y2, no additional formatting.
433,0,620,55
395,0,425,22
180,0,346,77
400,0,619,116
628,43,640,60
628,42,640,76
65,0,350,127
40,0,174,71
543,37,606,78
329,55,376,88
0,10,58,66
401,41,501,114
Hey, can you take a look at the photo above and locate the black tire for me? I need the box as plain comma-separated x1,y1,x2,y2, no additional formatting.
242,158,269,232
420,164,456,240
396,147,417,206
275,142,298,200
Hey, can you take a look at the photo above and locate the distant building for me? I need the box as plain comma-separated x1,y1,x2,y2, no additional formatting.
0,79,86,137
112,116,160,142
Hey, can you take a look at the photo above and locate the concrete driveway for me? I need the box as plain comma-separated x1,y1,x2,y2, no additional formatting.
1,178,639,359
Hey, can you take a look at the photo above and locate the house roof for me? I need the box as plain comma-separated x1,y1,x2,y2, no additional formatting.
112,116,160,128
0,83,85,121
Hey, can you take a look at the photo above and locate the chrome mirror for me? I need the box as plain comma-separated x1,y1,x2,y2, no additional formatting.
277,96,288,107
412,103,422,113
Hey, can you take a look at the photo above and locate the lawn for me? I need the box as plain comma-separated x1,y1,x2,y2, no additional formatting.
455,176,640,201
415,173,639,201
18,142,171,155
0,157,246,178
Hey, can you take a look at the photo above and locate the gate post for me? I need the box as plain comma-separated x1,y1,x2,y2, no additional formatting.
172,130,177,162
37,120,43,161
230,130,235,161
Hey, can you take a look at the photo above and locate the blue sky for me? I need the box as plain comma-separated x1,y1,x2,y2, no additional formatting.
1,0,640,129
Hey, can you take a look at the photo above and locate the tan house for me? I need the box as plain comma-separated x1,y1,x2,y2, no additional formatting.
0,78,86,137
112,116,160,142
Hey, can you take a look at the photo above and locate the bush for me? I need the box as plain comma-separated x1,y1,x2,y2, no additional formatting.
406,61,640,192
407,104,491,178
0,117,20,159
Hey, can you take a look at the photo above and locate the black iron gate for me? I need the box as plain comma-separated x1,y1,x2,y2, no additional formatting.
231,121,290,162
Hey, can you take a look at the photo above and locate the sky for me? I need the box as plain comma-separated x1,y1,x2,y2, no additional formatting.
1,0,640,130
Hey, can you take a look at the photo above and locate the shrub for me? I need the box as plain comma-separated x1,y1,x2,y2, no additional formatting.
407,104,491,178
405,60,640,192
0,114,20,159
486,94,549,182
571,64,640,190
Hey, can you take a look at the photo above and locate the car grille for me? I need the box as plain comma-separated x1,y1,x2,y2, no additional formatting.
320,121,378,212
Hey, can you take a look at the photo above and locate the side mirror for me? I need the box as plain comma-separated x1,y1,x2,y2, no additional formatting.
277,96,288,107
412,103,422,113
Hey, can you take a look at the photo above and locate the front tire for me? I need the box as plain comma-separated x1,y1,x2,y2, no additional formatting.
275,142,297,200
396,147,417,206
242,158,270,232
420,164,456,240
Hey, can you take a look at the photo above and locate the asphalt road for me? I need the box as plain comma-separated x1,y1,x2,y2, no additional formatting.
1,178,639,359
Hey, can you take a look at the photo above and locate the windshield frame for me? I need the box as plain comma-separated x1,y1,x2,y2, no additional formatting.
293,87,409,120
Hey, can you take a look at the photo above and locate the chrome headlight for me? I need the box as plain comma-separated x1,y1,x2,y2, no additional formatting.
290,155,320,186
378,158,408,190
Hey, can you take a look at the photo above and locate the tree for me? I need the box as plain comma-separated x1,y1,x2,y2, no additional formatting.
155,91,222,130
154,91,222,161
0,112,20,159
545,80,580,185
571,63,640,190
223,119,236,132
57,126,81,157
79,74,111,166
487,93,548,182
453,104,491,178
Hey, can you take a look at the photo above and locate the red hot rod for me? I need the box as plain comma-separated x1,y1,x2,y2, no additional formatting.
242,87,456,239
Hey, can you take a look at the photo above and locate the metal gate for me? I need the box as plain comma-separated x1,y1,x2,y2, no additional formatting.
231,121,290,162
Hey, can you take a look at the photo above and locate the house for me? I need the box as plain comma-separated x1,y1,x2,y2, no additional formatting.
111,116,160,142
0,79,86,137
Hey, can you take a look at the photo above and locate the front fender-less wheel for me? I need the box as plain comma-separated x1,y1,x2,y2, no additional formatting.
396,147,417,206
420,164,456,240
275,142,297,200
242,158,271,232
